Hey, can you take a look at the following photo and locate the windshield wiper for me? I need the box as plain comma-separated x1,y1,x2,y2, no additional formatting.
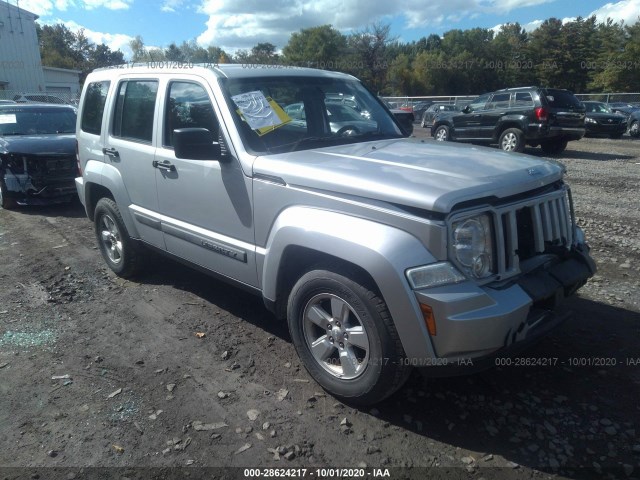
268,136,335,153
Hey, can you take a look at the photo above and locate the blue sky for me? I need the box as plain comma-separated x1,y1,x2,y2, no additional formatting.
14,0,640,58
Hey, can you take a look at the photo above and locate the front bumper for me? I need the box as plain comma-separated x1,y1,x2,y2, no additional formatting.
585,123,627,136
413,244,595,375
3,174,77,205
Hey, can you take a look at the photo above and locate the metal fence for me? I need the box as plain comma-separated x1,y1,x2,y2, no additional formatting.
382,95,476,107
382,93,640,107
0,90,80,105
575,93,640,104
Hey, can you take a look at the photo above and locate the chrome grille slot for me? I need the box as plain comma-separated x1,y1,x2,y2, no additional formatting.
493,187,574,280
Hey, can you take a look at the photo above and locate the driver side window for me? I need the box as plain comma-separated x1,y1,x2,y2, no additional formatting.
164,81,219,148
468,93,491,112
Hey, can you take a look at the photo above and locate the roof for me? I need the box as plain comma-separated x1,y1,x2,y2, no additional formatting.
0,103,75,111
92,63,355,81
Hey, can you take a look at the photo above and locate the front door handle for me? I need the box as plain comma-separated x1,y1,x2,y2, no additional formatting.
102,147,119,158
152,160,176,172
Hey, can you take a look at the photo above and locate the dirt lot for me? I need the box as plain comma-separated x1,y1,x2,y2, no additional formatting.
1,132,639,480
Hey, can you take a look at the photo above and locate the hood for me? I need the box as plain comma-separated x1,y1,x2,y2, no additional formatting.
253,139,564,213
0,134,76,156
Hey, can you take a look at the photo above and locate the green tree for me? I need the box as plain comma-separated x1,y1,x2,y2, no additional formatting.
346,22,395,93
283,25,347,68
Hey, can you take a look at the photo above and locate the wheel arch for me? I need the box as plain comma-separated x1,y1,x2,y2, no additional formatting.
82,161,139,238
260,206,438,360
494,119,526,141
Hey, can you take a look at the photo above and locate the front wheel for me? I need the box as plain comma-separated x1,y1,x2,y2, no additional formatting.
629,120,639,138
94,198,143,278
499,128,525,152
434,125,450,141
287,268,410,405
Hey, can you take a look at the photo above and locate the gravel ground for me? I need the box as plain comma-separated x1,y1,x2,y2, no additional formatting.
0,132,639,480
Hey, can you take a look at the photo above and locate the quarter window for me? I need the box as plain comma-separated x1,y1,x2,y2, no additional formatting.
81,81,110,135
164,82,218,147
112,80,158,143
513,92,534,107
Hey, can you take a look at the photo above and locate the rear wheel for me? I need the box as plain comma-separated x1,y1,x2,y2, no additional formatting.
94,198,143,278
287,267,410,405
0,179,17,210
434,125,450,141
499,128,525,152
540,139,568,155
629,120,639,138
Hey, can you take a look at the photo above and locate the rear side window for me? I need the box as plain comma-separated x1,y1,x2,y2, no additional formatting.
513,92,534,107
113,80,158,143
81,81,110,135
164,81,218,147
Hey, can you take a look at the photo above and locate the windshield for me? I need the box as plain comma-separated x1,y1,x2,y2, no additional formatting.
542,89,583,109
0,107,76,136
220,75,403,154
584,102,613,114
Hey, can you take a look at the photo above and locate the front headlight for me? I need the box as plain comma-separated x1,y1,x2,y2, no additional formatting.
452,214,494,279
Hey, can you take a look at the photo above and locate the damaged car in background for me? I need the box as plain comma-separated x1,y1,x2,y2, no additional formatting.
0,104,78,209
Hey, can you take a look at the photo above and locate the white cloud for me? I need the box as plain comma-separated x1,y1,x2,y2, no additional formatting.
161,0,187,12
193,0,569,51
82,0,132,9
17,0,75,16
588,0,640,25
17,0,131,16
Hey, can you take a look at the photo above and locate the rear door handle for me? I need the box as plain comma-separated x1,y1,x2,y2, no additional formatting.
102,147,119,158
152,160,176,172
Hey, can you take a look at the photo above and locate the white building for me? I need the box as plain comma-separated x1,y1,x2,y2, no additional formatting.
0,1,45,92
0,1,79,98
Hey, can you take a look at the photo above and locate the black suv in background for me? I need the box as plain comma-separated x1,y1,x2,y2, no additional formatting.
431,87,586,154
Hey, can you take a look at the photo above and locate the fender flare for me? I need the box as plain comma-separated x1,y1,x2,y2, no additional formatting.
83,160,140,239
261,206,439,359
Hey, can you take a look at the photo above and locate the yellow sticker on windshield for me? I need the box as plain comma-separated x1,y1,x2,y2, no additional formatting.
232,91,291,136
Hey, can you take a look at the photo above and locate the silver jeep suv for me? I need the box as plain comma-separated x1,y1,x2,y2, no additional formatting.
75,64,595,405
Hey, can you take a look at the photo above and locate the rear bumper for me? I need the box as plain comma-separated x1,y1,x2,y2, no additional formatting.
526,124,585,142
413,244,596,376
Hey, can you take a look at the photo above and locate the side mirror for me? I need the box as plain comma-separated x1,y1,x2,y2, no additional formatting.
173,128,221,160
462,105,471,114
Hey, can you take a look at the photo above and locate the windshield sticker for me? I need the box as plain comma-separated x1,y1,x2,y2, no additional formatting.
232,91,291,135
0,114,17,124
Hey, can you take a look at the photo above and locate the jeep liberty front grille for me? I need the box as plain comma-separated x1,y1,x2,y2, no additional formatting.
494,187,574,278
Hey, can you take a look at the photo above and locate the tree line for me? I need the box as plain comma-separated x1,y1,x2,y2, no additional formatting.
38,16,640,95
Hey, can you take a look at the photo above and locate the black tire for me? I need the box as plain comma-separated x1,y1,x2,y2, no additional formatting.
610,133,624,139
540,139,568,155
629,120,639,138
498,128,525,152
434,125,450,141
0,179,17,210
287,267,410,405
94,197,143,278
